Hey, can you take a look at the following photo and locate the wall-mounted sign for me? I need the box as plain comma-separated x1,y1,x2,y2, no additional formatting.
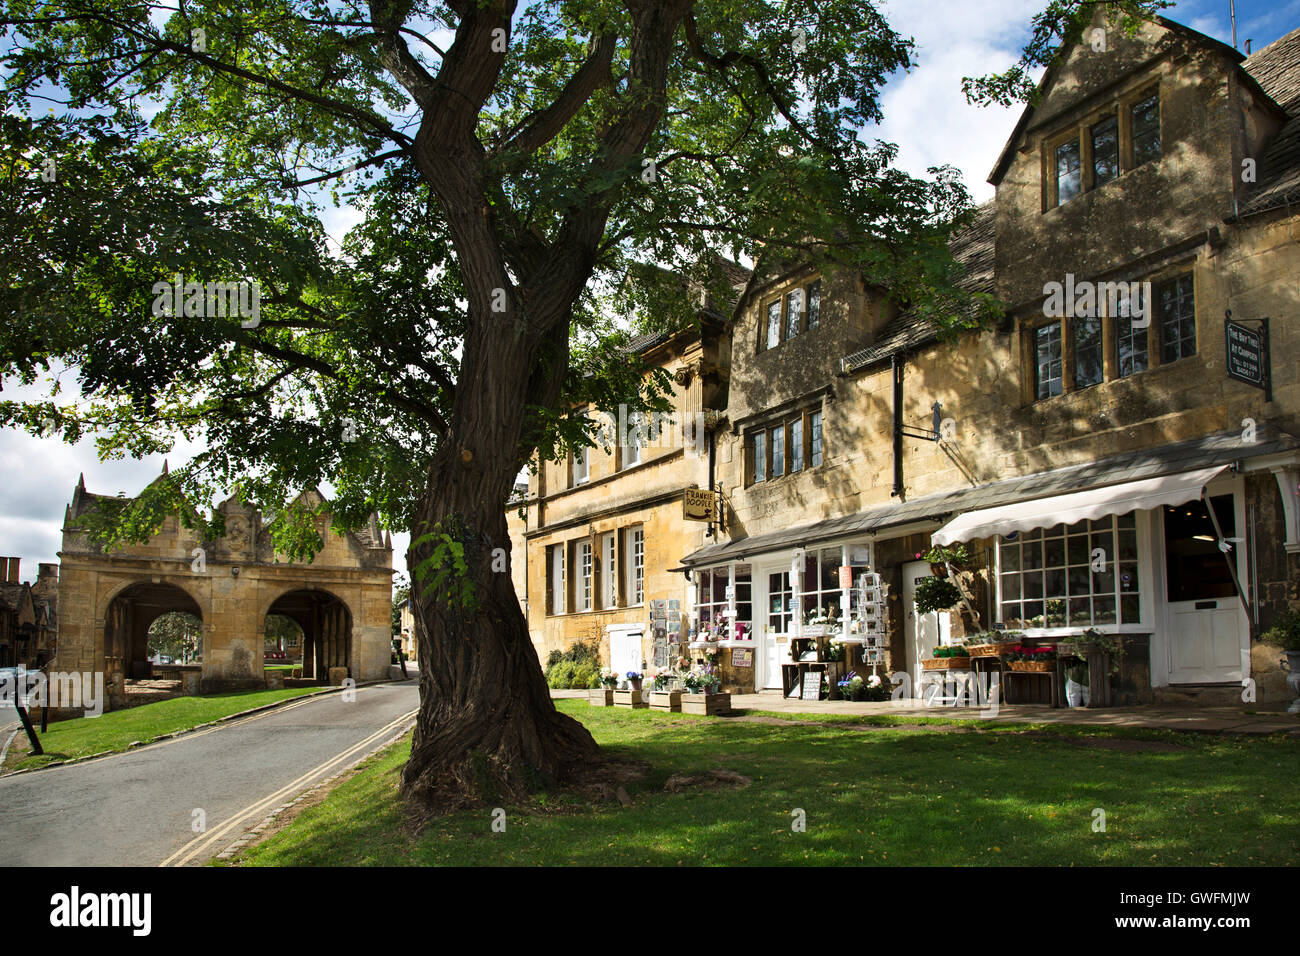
684,488,718,521
838,566,853,589
1225,316,1271,400
732,648,753,667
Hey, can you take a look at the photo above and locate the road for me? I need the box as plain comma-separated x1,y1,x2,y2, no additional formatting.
0,680,419,866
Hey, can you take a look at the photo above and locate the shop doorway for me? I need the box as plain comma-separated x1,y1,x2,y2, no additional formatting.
759,566,794,689
1161,494,1249,684
903,561,951,695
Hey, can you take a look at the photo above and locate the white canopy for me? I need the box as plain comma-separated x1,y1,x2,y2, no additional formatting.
930,465,1228,546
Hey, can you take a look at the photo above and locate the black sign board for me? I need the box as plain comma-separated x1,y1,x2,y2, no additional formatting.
1225,317,1271,401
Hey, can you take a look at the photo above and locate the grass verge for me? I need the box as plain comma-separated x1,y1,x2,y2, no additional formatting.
224,699,1300,866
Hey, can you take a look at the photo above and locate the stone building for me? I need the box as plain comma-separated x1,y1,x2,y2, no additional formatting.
514,11,1300,707
54,470,394,705
511,313,736,677
676,11,1300,705
0,558,58,668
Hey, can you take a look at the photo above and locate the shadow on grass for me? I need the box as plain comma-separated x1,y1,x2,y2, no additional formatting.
231,702,1300,867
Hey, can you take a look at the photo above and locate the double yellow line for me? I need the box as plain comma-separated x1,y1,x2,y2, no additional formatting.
160,707,417,866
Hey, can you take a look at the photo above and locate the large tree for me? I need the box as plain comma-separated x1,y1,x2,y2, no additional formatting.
0,0,1159,807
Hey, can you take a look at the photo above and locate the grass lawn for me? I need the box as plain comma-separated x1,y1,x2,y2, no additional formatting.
2,686,328,772
227,700,1300,866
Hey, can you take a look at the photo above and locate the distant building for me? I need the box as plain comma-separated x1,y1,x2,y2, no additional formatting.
0,558,57,668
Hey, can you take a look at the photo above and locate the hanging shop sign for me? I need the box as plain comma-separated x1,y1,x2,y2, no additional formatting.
1224,315,1271,401
683,488,718,521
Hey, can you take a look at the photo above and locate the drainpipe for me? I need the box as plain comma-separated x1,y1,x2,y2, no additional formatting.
891,353,904,498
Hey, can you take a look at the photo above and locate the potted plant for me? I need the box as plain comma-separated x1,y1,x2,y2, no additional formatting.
600,668,620,690
925,643,972,670
914,576,962,615
1002,644,1057,672
916,544,970,578
681,665,729,715
649,671,683,712
626,670,644,691
837,671,867,701
825,639,846,662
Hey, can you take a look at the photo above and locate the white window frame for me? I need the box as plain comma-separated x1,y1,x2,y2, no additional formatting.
577,540,593,612
601,532,617,608
550,543,566,615
625,526,644,606
573,445,589,485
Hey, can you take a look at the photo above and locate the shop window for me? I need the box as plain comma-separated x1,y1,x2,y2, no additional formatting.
767,570,794,635
694,564,753,640
997,514,1141,630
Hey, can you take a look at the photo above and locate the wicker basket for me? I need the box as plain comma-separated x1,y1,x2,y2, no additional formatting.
970,642,1019,657
923,656,971,670
1008,660,1053,672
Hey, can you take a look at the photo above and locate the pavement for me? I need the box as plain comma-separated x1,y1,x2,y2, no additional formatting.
553,688,1300,735
0,679,419,866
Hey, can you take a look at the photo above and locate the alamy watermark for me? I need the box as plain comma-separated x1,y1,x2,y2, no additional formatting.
151,274,261,328
1,666,105,717
1042,274,1151,328
592,404,708,458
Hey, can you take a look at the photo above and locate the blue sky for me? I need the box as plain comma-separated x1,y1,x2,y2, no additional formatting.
2,0,1297,579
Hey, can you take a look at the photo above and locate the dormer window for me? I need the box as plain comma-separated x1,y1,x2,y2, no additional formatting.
759,276,823,352
1047,85,1161,209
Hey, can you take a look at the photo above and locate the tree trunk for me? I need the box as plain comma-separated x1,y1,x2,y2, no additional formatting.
400,321,598,810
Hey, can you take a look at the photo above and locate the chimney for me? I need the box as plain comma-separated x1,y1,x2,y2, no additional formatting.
4,557,19,583
38,562,57,582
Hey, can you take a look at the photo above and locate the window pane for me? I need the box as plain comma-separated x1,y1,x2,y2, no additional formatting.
771,424,785,477
820,550,840,591
1024,541,1043,570
806,280,821,328
1067,536,1090,566
1000,573,1021,600
1000,542,1021,571
1073,316,1103,388
1068,597,1092,626
810,411,823,466
1091,115,1119,186
1056,139,1082,204
766,300,781,350
1044,536,1065,568
1131,93,1161,166
1158,274,1195,363
1116,311,1149,378
789,418,803,473
785,290,802,339
1045,568,1066,598
753,432,766,483
1035,323,1063,399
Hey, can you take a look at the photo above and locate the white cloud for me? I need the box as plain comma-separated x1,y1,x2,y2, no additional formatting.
874,0,1043,202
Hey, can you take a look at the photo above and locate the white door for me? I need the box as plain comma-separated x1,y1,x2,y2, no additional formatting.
759,566,794,689
1162,493,1249,683
608,627,643,679
903,561,951,695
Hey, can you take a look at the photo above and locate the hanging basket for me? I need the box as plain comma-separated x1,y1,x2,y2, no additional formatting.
929,563,949,578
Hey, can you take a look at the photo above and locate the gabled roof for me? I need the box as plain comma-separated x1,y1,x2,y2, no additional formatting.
839,201,995,373
988,15,1245,187
1239,26,1300,215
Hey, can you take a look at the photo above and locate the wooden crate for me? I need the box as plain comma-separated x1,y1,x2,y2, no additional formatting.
649,690,682,712
589,689,614,706
613,689,648,709
680,692,731,715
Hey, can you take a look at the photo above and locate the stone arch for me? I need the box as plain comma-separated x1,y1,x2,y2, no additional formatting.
101,580,205,681
263,587,353,682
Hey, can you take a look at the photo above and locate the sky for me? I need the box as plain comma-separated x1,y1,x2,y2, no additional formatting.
2,0,1296,584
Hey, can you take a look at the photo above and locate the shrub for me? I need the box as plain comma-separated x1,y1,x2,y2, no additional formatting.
1260,607,1300,651
544,639,601,687
914,577,962,614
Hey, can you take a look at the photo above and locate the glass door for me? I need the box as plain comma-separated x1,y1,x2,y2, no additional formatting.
761,568,793,689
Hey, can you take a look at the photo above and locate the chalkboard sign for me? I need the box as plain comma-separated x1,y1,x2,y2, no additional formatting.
801,670,822,701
